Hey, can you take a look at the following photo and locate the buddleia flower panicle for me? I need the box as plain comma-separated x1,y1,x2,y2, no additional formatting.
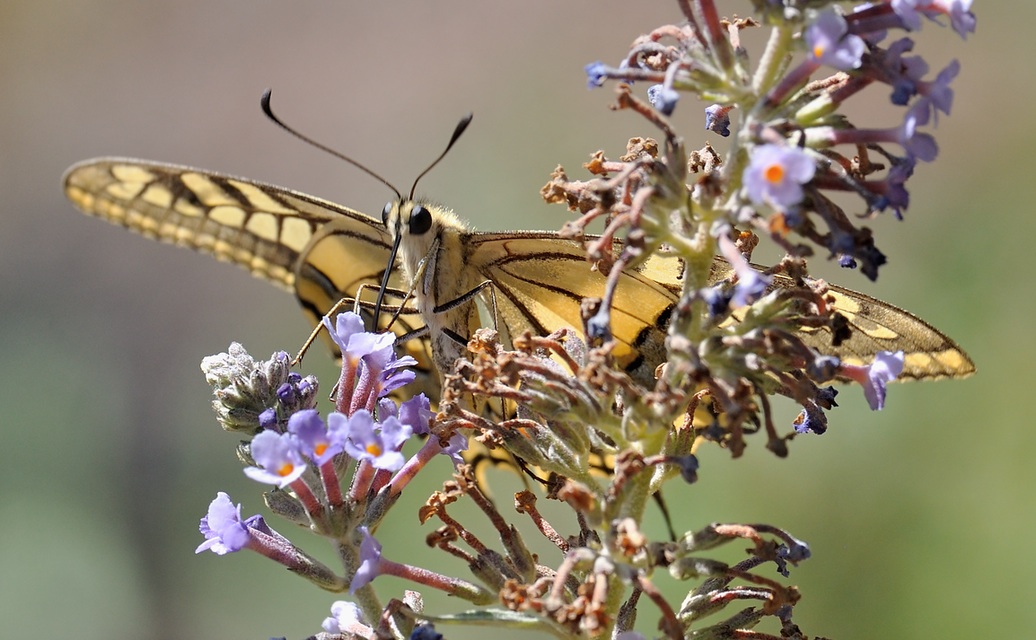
197,313,479,629
191,2,975,638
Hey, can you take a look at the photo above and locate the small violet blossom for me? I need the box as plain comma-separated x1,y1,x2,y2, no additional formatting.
743,144,816,209
841,350,905,410
648,84,680,116
321,601,367,635
286,409,340,466
717,233,772,308
196,492,254,555
584,60,610,88
382,393,467,464
397,393,435,436
329,409,412,471
350,526,383,593
439,431,470,467
324,311,418,411
889,0,976,39
704,104,731,137
362,343,418,399
807,10,865,70
324,312,395,371
243,429,307,487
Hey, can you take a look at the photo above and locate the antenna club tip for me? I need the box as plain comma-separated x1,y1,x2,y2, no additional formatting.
260,89,275,116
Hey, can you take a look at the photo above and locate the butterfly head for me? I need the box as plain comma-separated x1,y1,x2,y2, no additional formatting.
381,199,464,277
371,198,468,329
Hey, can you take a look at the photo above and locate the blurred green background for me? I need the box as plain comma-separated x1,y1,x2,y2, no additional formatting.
0,2,1026,639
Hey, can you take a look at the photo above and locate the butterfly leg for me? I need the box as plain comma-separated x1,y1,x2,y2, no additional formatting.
433,279,496,347
293,295,361,365
432,279,493,314
292,287,420,365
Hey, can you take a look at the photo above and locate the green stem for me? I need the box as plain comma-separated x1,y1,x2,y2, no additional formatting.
752,23,794,99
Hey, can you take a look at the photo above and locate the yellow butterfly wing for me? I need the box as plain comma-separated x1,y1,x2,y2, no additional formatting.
790,278,975,380
465,232,678,385
62,158,434,380
464,234,974,383
63,158,973,391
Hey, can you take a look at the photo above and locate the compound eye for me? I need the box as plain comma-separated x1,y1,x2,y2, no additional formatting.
409,205,433,235
381,202,394,226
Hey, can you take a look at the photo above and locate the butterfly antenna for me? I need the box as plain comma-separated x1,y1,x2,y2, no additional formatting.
260,89,402,200
375,113,472,327
407,113,473,201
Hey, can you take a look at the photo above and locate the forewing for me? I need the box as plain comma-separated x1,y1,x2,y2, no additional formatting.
63,158,436,387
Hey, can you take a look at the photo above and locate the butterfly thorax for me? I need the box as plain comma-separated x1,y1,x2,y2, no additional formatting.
386,200,483,375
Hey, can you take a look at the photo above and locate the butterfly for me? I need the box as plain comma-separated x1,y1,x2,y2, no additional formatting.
63,153,975,382
62,107,975,405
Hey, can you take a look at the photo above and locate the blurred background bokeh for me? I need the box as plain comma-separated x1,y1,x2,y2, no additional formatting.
1,2,1027,639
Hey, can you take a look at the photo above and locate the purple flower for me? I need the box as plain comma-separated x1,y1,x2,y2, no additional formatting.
243,430,308,486
324,311,419,413
648,84,680,115
807,10,865,70
258,408,277,430
704,104,731,137
731,269,770,308
717,234,772,308
882,38,924,105
863,158,914,217
196,492,256,555
890,0,924,30
923,0,976,39
398,393,434,436
324,312,394,367
916,59,960,120
584,61,610,88
816,102,937,163
840,350,905,410
350,526,383,593
286,409,340,465
363,345,418,399
321,601,365,635
439,431,469,467
743,144,816,209
883,0,976,38
329,409,412,471
898,102,938,161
